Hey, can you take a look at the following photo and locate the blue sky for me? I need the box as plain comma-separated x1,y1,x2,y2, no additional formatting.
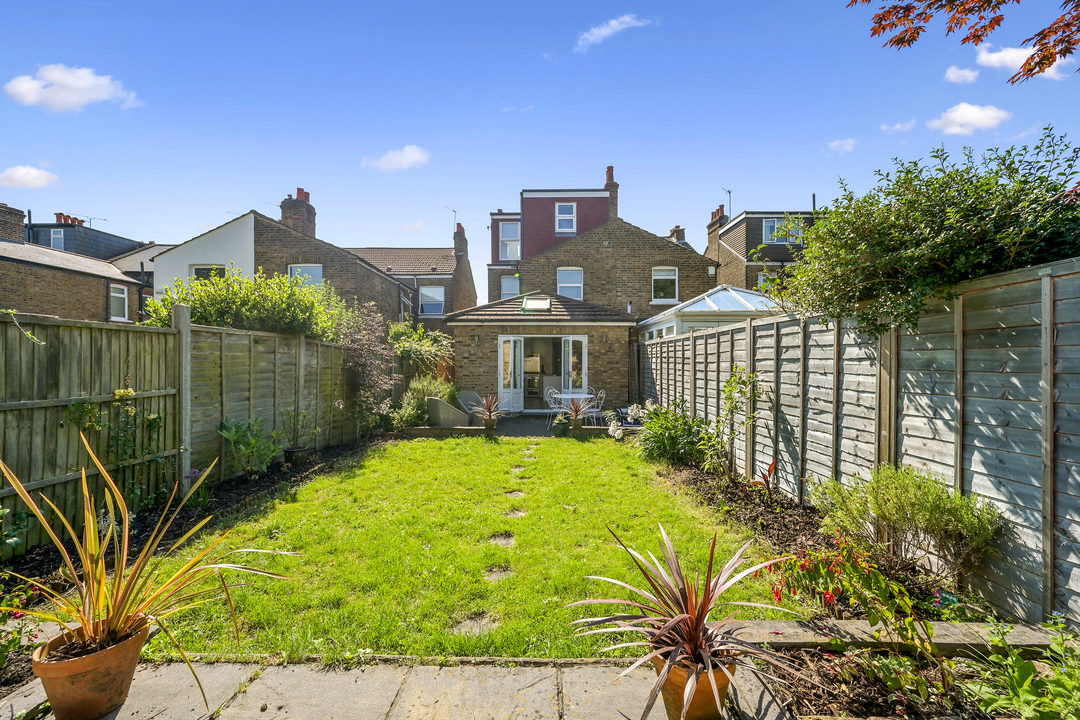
2,0,1077,302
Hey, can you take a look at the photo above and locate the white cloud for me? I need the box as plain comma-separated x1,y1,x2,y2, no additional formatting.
976,44,1073,80
362,145,430,172
4,64,141,112
828,138,857,155
0,165,59,188
404,220,425,231
927,102,1011,135
574,14,651,53
945,65,979,84
880,119,916,133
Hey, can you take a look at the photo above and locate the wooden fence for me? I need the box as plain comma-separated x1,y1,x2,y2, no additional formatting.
636,255,1080,624
0,306,353,555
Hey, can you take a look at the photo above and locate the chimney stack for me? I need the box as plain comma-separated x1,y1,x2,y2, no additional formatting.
453,222,468,257
0,203,26,244
604,165,619,221
669,225,685,242
280,187,316,237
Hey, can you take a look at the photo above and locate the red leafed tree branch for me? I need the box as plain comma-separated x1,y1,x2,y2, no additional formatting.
847,0,1079,83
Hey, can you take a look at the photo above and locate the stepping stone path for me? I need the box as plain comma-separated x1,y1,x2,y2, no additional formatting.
511,465,526,472
506,509,526,518
489,532,515,547
505,490,525,498
452,613,498,636
485,566,512,582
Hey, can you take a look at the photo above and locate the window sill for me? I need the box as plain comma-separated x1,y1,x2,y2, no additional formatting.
650,300,680,305
419,314,446,319
110,318,133,323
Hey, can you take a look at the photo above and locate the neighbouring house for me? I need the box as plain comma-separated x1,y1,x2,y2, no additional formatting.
638,284,777,340
153,189,418,325
109,242,175,306
446,291,637,411
345,223,477,335
28,212,144,260
0,202,142,323
705,206,812,290
452,167,719,414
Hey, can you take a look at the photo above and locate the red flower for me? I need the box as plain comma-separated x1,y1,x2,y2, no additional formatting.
11,611,24,619
823,591,836,605
773,587,783,604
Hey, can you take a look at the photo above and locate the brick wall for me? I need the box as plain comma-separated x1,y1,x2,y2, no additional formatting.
451,323,632,407
252,214,411,324
521,196,611,259
517,219,717,321
487,265,519,304
414,276,455,335
0,205,25,243
0,260,140,322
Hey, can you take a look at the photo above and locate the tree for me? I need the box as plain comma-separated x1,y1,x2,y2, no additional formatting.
768,128,1080,335
848,0,1079,83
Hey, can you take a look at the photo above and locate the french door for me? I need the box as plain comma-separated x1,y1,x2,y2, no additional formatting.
498,336,524,412
562,336,588,393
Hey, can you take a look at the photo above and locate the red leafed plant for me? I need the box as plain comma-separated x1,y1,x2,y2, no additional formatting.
567,525,802,720
469,395,507,422
563,397,595,421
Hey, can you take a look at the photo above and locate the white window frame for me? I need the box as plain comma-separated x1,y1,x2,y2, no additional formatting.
762,218,803,244
500,275,520,300
50,229,64,250
419,285,445,316
651,267,679,303
109,284,129,322
190,265,226,280
556,267,583,300
499,222,521,261
555,203,577,233
288,264,323,285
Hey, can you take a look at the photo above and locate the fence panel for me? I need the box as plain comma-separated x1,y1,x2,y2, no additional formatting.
635,256,1080,623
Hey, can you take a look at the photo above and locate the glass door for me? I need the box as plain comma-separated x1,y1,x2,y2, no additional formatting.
561,336,587,396
498,336,525,412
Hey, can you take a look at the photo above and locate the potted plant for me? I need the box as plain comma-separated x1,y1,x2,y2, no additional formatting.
552,414,570,437
469,395,506,433
280,409,319,466
568,525,801,720
564,397,594,433
0,435,295,720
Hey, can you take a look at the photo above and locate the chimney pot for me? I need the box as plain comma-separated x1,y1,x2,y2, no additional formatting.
497,209,503,213
606,165,614,183
456,222,464,233
55,213,64,223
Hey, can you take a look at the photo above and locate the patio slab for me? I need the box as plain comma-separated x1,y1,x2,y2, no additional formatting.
387,665,559,720
560,664,656,720
220,664,408,720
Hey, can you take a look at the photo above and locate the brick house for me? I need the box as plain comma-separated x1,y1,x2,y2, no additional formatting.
28,212,144,260
345,223,477,336
705,207,812,290
446,291,637,410
0,204,141,323
453,167,718,413
153,190,417,325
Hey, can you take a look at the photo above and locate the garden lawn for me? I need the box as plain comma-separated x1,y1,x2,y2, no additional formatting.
146,436,799,662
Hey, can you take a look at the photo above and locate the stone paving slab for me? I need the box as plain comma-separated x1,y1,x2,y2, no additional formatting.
219,664,408,720
561,664,655,720
388,665,559,720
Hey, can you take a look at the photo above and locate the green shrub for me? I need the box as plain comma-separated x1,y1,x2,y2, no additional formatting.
391,375,459,430
388,321,453,374
144,265,347,341
809,465,1001,585
220,417,284,480
634,400,708,466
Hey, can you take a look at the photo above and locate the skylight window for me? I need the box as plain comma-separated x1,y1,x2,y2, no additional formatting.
522,296,551,312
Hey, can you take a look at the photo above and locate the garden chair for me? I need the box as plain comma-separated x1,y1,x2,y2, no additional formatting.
545,387,563,429
586,389,606,425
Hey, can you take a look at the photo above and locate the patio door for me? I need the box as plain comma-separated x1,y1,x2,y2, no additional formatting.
562,336,588,394
498,335,524,412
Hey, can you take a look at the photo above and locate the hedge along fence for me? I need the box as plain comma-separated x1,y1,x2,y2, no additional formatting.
0,305,354,556
635,254,1080,625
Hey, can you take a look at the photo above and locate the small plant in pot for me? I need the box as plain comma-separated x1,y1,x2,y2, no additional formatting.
568,525,801,720
552,414,570,437
0,435,296,720
564,397,595,432
469,395,506,432
280,409,320,466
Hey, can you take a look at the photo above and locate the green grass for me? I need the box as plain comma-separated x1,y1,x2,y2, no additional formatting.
146,436,799,662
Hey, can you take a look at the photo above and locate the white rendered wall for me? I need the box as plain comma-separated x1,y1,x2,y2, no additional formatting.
153,213,256,296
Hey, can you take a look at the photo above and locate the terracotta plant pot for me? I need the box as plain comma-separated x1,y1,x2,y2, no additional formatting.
650,656,735,720
33,623,151,720
284,446,311,466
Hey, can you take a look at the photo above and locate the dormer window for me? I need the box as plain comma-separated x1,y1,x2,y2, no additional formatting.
500,222,521,261
763,218,803,244
556,203,576,233
50,229,64,250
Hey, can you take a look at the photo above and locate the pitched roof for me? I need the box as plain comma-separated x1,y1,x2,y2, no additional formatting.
344,247,457,275
446,291,636,324
109,243,175,273
640,285,777,326
0,241,136,283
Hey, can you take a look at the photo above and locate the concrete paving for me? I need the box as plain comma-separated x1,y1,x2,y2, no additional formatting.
219,664,408,720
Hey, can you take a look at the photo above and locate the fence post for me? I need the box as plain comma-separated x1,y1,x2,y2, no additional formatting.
689,332,698,417
1041,270,1057,618
744,319,755,480
171,305,192,491
772,321,780,482
953,296,965,494
296,336,306,420
797,319,807,504
831,319,841,481
876,322,897,468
